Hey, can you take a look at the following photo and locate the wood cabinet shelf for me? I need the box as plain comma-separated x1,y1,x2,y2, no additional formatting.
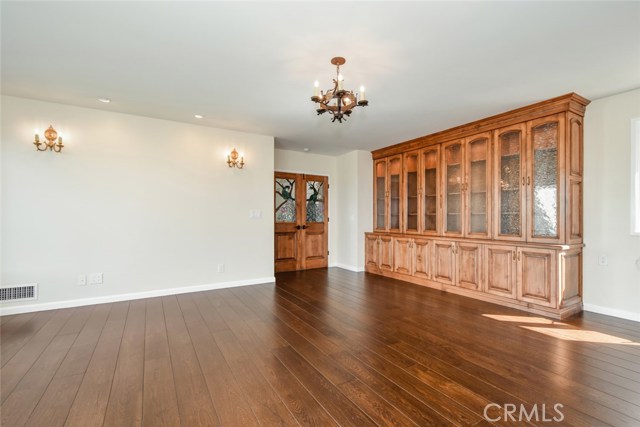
366,93,588,319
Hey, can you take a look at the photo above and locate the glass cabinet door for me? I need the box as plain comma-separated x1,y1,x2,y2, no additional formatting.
422,146,439,234
404,151,419,233
495,125,525,240
388,155,402,232
374,159,387,231
465,134,490,237
528,115,564,242
443,141,463,235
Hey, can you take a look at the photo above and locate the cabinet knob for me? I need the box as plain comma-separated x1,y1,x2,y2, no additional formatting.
512,251,516,261
527,177,530,186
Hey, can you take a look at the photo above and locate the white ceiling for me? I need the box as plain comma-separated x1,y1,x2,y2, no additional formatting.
2,1,639,155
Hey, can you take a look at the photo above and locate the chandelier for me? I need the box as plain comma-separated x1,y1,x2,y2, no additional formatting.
310,57,368,123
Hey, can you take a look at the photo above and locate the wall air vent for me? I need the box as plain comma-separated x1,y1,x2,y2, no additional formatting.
0,284,38,302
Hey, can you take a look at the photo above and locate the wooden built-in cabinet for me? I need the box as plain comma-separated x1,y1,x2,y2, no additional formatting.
365,93,589,319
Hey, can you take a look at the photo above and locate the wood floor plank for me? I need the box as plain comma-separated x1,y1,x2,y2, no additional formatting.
272,345,376,427
102,299,146,427
162,295,221,427
1,333,77,427
24,304,113,427
1,309,75,402
185,292,300,427
1,311,55,367
181,292,260,427
141,297,181,427
64,302,129,427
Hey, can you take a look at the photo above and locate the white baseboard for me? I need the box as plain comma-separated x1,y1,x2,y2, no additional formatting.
0,277,276,316
583,303,640,322
333,263,364,272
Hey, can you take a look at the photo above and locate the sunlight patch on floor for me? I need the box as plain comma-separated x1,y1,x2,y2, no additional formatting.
521,326,640,346
482,313,639,345
482,314,567,325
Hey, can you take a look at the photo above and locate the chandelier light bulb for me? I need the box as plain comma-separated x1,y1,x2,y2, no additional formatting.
337,74,344,90
360,86,367,102
313,80,319,97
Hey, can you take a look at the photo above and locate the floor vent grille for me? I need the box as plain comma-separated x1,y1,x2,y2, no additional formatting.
0,284,38,302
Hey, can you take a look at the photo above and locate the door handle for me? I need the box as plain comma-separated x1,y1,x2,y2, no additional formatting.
526,177,530,186
522,177,525,186
296,225,302,230
512,251,516,261
302,225,308,230
517,251,521,261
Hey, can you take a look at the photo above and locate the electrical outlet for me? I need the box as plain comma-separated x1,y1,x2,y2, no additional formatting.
78,275,87,286
89,273,104,285
598,255,608,266
217,264,225,273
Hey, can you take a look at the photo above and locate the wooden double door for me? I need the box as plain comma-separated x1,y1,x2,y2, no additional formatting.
274,172,329,272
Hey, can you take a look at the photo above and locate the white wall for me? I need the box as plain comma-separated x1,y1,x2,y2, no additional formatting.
584,88,640,321
336,150,372,271
274,149,338,265
355,151,373,269
1,96,275,314
336,152,358,269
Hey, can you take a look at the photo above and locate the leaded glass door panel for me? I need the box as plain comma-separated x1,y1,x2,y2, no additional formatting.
374,159,387,231
421,146,440,235
443,140,463,236
464,134,491,238
526,114,565,243
388,155,403,232
494,124,527,241
404,151,420,233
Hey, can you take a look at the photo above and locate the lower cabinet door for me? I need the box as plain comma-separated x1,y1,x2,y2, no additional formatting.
413,238,431,279
365,234,380,270
433,241,455,285
456,242,483,291
393,237,413,275
485,245,517,298
379,236,394,272
517,247,556,307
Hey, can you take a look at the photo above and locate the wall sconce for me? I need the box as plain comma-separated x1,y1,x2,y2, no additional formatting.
227,148,245,169
34,125,64,153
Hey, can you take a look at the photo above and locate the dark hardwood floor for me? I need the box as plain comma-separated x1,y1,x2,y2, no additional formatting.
1,268,639,427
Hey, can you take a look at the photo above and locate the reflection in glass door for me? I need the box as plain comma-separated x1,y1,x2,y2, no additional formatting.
422,147,439,234
444,141,462,235
404,151,419,233
388,155,402,232
495,126,525,240
374,160,386,231
466,135,490,237
530,120,560,239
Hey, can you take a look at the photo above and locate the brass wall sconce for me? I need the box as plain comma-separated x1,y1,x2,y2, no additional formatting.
227,148,245,169
34,125,64,153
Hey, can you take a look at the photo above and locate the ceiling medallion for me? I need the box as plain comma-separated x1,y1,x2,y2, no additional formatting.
310,57,368,123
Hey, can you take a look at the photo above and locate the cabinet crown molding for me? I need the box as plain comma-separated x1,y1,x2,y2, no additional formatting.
371,93,590,160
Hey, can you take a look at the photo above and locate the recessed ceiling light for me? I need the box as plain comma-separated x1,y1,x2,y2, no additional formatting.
303,148,310,152
194,114,204,119
97,97,111,103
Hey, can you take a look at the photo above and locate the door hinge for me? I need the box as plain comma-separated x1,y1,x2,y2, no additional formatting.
327,251,330,255
327,217,330,222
